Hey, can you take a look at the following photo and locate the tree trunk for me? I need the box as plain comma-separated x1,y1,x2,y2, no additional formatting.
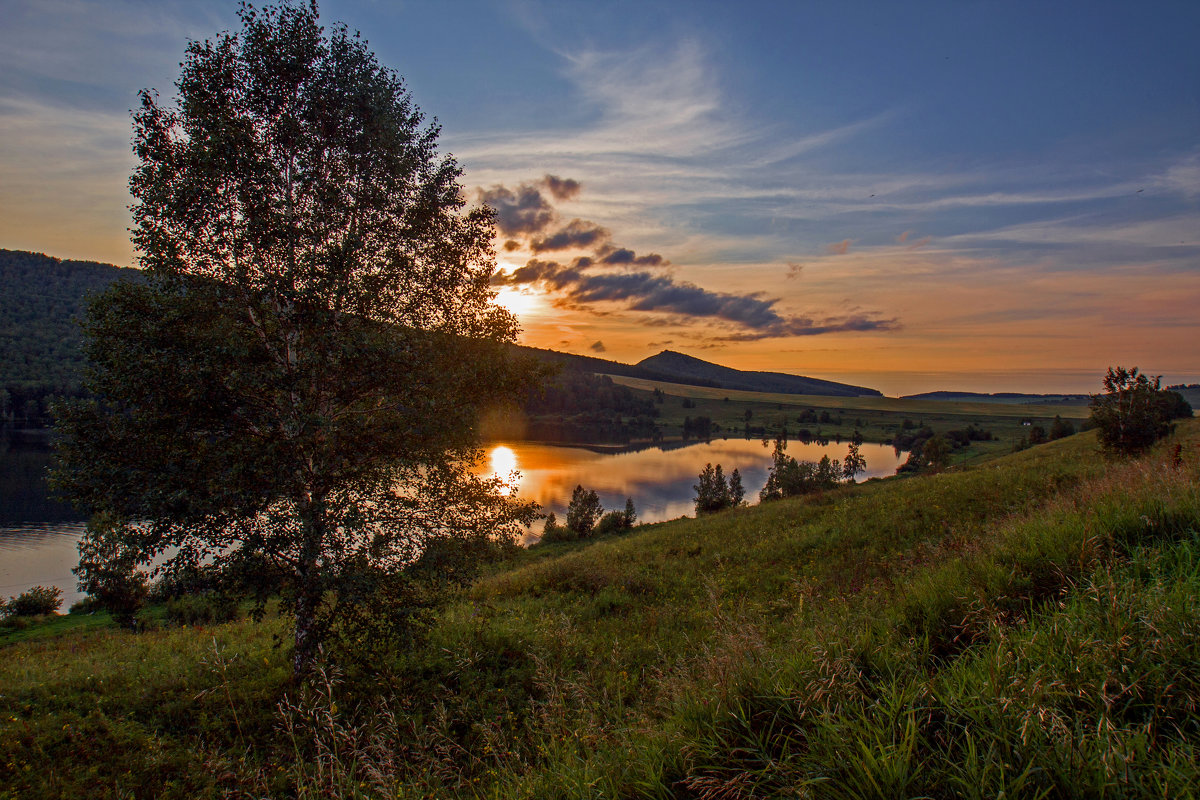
292,492,325,677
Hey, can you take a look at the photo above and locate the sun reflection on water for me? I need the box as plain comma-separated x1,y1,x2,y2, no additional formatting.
488,445,520,495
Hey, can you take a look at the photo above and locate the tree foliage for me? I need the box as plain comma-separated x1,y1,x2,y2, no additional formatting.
843,442,867,482
1089,367,1188,456
694,463,744,514
2,585,63,619
759,440,842,501
565,485,603,536
52,3,535,674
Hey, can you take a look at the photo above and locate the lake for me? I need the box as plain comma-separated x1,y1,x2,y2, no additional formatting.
0,438,903,608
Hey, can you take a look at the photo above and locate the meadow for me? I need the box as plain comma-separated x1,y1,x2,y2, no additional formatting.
2,420,1198,798
611,375,1089,465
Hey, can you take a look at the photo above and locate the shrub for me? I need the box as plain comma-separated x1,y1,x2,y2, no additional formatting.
1049,415,1075,440
164,593,240,626
73,513,149,629
538,512,574,543
2,585,63,618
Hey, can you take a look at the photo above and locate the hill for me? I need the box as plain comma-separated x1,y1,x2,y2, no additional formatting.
3,421,1198,797
1,249,879,401
0,250,141,388
635,349,882,397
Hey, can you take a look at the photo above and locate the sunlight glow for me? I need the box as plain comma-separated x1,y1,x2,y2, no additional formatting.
488,445,521,496
494,286,541,319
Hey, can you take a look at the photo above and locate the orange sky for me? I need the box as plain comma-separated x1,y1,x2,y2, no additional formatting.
3,1,1198,396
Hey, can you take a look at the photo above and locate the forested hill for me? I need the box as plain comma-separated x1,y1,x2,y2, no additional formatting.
635,349,883,397
4,250,884,400
0,249,142,388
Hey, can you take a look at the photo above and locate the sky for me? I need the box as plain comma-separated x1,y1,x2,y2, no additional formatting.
2,0,1198,395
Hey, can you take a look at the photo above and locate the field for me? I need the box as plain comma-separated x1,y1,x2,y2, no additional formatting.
2,420,1198,798
609,374,1091,465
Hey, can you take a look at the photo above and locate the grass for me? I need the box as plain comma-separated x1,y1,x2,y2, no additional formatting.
2,420,1198,798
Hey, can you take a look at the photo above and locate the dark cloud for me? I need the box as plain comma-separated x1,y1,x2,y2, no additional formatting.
589,340,606,353
786,262,804,279
478,182,556,236
478,175,586,240
531,219,610,253
503,239,521,252
598,247,668,267
497,257,897,339
543,175,582,201
491,258,583,289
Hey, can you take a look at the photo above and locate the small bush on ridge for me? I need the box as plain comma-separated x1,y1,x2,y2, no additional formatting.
2,585,63,618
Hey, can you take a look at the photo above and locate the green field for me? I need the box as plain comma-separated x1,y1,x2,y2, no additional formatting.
3,419,1198,798
607,373,1090,464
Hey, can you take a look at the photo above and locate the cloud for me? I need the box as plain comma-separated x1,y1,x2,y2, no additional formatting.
589,340,606,353
826,239,851,255
598,247,667,267
531,218,610,252
544,174,582,201
786,262,803,279
478,181,557,236
494,256,897,339
896,231,910,244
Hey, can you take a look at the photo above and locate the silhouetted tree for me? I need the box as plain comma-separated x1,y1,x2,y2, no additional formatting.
566,485,603,536
53,3,535,675
1089,367,1179,455
843,442,867,482
694,463,742,514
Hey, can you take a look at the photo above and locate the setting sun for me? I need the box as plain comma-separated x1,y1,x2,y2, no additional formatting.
493,285,541,319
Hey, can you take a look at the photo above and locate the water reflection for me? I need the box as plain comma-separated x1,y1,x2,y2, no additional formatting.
476,438,904,526
0,522,87,608
0,439,903,609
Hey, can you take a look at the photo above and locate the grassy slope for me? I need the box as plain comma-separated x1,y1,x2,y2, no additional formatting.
2,422,1198,798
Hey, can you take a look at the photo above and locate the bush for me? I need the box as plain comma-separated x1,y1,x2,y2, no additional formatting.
1049,415,1075,440
73,514,149,629
538,512,574,543
164,593,240,626
2,585,63,618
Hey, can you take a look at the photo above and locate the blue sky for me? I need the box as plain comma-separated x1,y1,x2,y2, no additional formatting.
1,0,1197,393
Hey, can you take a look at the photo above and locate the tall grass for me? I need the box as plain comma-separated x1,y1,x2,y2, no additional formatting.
2,422,1197,798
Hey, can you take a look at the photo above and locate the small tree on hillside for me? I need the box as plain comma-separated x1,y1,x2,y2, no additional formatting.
694,463,742,514
728,469,746,507
843,442,867,482
566,486,603,536
623,497,638,528
922,435,952,472
1089,367,1180,455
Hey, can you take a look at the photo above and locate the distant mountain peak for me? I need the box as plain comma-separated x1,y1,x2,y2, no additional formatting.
635,350,881,398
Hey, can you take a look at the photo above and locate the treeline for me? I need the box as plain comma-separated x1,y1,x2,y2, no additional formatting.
523,370,661,443
0,384,89,433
